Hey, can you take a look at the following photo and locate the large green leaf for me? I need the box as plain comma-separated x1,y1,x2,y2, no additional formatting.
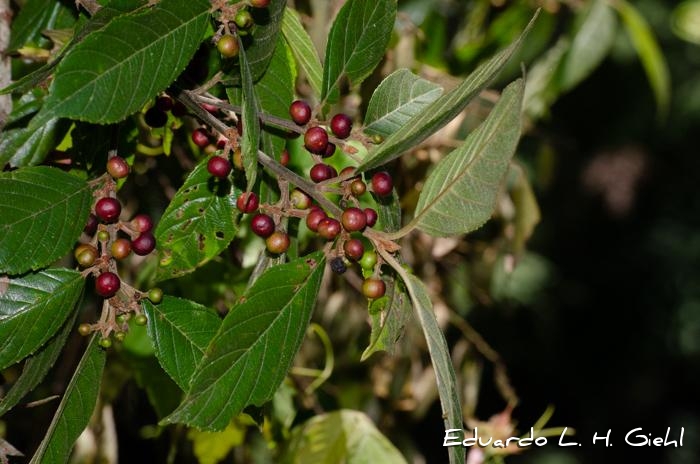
0,117,71,168
364,69,443,137
0,269,84,370
29,335,106,464
614,0,671,119
0,167,92,274
404,274,464,464
38,0,209,124
321,0,396,104
7,0,75,51
356,14,535,173
0,312,77,417
408,79,524,237
282,410,407,464
162,253,326,430
155,157,241,281
241,0,287,81
281,8,322,97
143,296,222,391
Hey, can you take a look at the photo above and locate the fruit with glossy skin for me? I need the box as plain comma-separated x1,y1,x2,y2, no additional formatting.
317,217,341,240
280,149,290,166
341,207,367,232
132,233,156,255
192,128,209,147
74,244,98,267
310,163,334,183
290,189,312,210
107,156,129,179
364,208,378,227
330,113,352,139
111,238,131,260
97,230,110,242
266,231,290,254
237,192,259,213
343,238,364,261
96,271,121,298
305,208,327,231
84,214,99,235
330,257,347,274
234,9,254,29
371,171,393,196
362,277,386,299
249,0,270,7
360,249,378,270
350,179,366,196
148,288,163,304
78,323,91,336
208,156,232,178
135,314,148,326
217,34,239,58
289,100,311,125
131,214,153,233
322,142,336,158
304,126,329,154
155,95,174,112
144,107,167,128
95,197,121,223
99,338,113,349
251,213,275,237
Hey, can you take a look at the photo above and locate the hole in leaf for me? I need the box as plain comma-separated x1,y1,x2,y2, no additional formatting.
176,209,184,219
197,234,205,251
215,231,224,239
198,208,204,214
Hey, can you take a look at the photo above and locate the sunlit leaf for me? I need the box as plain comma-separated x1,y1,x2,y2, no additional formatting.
0,167,92,273
162,253,325,430
409,79,524,237
321,0,396,104
282,8,322,96
29,335,106,464
239,36,263,191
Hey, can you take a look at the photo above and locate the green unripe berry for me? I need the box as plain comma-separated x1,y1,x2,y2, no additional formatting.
360,249,378,270
362,277,386,299
78,323,92,336
97,230,110,242
234,9,254,29
135,314,148,326
74,244,98,267
99,338,113,349
217,34,239,58
114,331,126,342
148,288,163,304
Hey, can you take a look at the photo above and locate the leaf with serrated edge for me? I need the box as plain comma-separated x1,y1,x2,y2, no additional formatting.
404,274,464,464
356,12,536,173
0,270,84,371
29,335,106,464
282,410,407,464
162,253,325,430
321,0,396,104
0,312,77,417
364,69,443,137
0,167,91,273
38,0,209,124
143,296,222,391
239,37,262,191
281,8,322,97
0,118,72,168
155,157,241,281
409,79,524,237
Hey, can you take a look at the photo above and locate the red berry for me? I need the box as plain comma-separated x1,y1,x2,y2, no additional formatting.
144,107,167,128
95,197,121,223
251,213,275,238
192,128,210,148
96,272,121,298
249,0,270,7
330,113,352,139
305,208,327,232
364,208,378,227
131,214,153,233
208,156,232,178
289,100,311,125
343,239,364,261
310,163,334,183
237,192,259,213
266,231,290,254
341,207,367,232
201,103,219,114
362,277,386,299
155,95,174,112
217,34,239,58
350,179,366,196
304,126,329,154
84,214,99,235
106,156,129,179
317,217,341,240
371,171,393,196
111,238,132,260
322,142,336,158
132,233,156,255
280,149,290,166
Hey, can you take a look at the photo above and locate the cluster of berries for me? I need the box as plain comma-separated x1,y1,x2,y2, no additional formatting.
215,0,270,59
75,156,161,347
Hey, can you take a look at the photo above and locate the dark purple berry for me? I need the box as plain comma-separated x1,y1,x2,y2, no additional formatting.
317,217,341,240
144,107,168,128
132,233,156,255
371,171,393,196
330,113,352,139
341,207,367,232
95,197,121,223
304,126,329,154
131,214,153,233
208,156,232,178
306,208,327,232
289,100,311,125
96,272,121,298
330,257,347,274
364,208,378,227
251,213,275,238
343,239,364,261
84,214,99,235
192,128,210,148
156,95,174,112
310,163,334,183
237,192,259,213
322,142,336,158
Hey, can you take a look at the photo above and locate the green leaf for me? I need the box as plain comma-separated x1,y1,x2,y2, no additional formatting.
188,418,250,464
239,37,262,191
162,253,326,430
155,157,241,281
356,13,536,173
364,69,443,137
7,0,75,51
614,0,671,119
409,79,524,237
127,354,183,419
143,296,222,391
38,0,210,124
509,164,541,255
240,0,287,81
403,274,464,464
0,167,92,274
558,0,616,92
321,0,396,104
281,8,322,96
0,312,77,417
0,269,84,370
361,277,411,360
0,117,71,168
282,409,407,464
29,335,106,464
